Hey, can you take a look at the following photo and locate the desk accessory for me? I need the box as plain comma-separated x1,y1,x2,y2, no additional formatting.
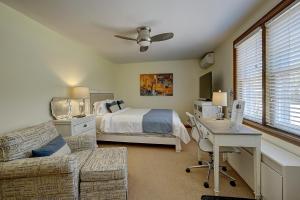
212,90,227,120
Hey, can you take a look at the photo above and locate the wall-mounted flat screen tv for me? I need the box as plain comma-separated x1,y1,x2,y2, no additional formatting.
199,72,212,101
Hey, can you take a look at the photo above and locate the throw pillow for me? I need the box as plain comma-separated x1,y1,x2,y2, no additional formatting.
32,135,71,157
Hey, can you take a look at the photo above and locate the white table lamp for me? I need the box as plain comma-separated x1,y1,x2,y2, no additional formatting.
212,90,227,120
72,86,90,117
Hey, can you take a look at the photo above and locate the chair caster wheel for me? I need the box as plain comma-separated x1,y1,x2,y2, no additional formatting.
198,161,202,165
203,182,209,188
222,166,227,171
186,168,190,173
230,181,236,187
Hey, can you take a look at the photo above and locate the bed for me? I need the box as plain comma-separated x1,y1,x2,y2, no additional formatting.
90,92,190,152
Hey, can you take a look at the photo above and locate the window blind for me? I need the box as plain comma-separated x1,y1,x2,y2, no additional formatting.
236,29,263,123
266,2,300,136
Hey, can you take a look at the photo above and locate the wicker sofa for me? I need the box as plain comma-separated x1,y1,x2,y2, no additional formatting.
0,121,128,200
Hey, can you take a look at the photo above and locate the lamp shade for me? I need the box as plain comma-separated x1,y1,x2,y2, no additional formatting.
212,91,227,106
72,87,90,99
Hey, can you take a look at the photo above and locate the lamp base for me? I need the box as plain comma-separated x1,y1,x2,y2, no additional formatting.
216,106,224,120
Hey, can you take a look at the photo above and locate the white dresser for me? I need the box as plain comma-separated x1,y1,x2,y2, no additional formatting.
54,115,96,137
193,100,218,119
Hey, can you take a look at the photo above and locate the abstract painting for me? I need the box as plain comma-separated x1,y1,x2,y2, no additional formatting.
140,73,173,96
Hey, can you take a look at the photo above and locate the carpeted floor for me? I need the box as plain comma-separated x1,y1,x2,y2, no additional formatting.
100,140,254,200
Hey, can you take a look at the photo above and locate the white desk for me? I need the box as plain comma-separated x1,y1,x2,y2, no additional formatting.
197,118,262,199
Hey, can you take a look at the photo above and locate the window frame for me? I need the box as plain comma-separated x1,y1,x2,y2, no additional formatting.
233,0,300,146
234,27,263,123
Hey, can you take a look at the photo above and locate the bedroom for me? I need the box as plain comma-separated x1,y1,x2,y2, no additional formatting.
1,0,300,200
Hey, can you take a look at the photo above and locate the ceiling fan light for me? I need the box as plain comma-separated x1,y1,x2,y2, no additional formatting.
138,40,151,47
115,26,173,50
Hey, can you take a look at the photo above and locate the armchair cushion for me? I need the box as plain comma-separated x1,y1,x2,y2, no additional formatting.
65,134,97,153
0,121,59,161
0,155,78,180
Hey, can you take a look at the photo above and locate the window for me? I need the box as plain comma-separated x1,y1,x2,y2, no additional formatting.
235,29,263,123
233,0,300,144
266,2,300,136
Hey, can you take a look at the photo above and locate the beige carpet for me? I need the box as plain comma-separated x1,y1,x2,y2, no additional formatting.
100,140,254,200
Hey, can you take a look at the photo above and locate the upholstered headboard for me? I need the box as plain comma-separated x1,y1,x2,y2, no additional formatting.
90,92,114,113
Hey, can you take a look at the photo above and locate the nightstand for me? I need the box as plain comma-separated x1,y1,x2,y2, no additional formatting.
53,115,96,138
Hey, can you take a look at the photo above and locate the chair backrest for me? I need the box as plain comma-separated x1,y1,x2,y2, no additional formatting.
231,100,245,125
0,121,59,162
186,112,204,142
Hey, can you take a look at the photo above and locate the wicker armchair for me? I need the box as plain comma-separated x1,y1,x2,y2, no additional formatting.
0,121,96,200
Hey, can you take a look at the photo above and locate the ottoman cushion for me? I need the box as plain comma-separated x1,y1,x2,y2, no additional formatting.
80,189,127,200
81,179,127,193
72,149,93,169
80,147,127,181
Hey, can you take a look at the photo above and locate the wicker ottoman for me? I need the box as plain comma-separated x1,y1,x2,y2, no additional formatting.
80,147,128,200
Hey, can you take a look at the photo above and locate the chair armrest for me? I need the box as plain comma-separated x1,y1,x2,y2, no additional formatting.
0,155,78,180
65,134,97,152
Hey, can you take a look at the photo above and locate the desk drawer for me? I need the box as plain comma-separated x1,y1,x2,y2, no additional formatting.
73,120,95,135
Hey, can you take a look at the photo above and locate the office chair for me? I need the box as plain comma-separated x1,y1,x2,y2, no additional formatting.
185,112,240,188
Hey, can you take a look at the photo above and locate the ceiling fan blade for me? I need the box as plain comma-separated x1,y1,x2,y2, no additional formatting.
114,35,136,41
140,46,149,52
151,33,174,42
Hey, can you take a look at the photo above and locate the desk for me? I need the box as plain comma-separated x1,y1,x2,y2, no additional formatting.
197,118,262,199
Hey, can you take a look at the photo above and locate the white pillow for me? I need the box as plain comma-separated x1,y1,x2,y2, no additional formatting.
93,99,115,115
93,101,103,115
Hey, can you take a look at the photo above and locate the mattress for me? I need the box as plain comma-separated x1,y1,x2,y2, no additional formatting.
96,108,190,144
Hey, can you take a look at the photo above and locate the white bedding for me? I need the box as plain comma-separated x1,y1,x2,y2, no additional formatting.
96,108,190,144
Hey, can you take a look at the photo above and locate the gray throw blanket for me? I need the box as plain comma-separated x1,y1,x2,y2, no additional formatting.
142,109,173,134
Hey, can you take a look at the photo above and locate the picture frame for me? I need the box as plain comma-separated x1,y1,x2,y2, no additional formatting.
140,73,173,96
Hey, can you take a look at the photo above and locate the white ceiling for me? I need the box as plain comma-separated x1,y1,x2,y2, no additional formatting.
1,0,262,63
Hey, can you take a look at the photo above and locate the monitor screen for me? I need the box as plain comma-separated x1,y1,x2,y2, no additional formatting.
199,72,212,101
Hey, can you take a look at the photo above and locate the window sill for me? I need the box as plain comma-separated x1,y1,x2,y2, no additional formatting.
243,119,300,147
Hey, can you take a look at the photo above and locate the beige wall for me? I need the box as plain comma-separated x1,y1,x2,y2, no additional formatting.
0,3,116,133
114,60,200,120
205,0,300,156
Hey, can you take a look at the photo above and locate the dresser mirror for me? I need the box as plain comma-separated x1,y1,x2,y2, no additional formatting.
50,97,72,120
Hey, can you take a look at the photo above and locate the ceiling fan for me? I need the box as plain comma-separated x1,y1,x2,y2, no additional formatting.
114,26,174,52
